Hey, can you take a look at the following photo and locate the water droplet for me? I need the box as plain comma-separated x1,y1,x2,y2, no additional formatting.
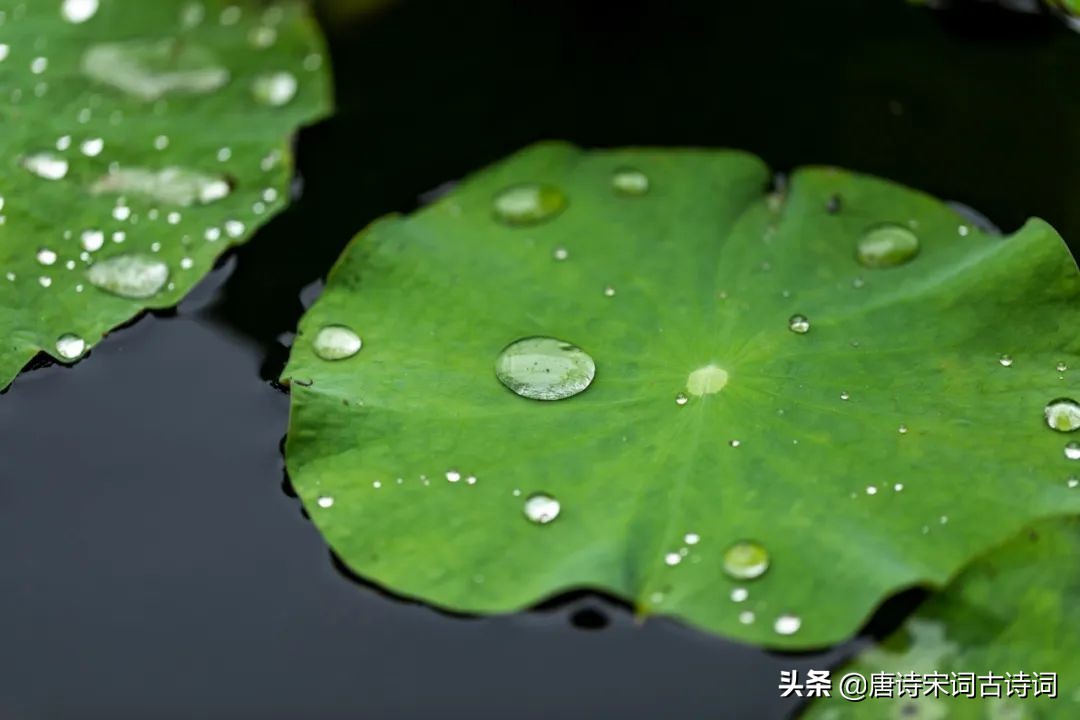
894,483,904,492
739,611,755,625
492,183,567,226
722,540,769,580
552,247,568,261
855,224,920,268
56,333,87,360
90,167,230,206
312,325,362,361
664,552,682,567
80,137,104,157
87,254,169,298
999,354,1013,367
729,439,741,448
445,470,461,483
83,39,229,101
61,0,99,23
840,391,850,401
787,314,810,334
523,493,560,524
866,486,878,495
1068,478,1079,489
0,45,8,63
495,336,595,401
31,57,48,75
684,532,700,545
23,152,69,180
80,230,104,252
1044,398,1080,433
1066,442,1080,460
36,248,57,266
602,286,616,297
612,168,649,195
39,277,53,288
1057,361,1068,373
730,587,748,602
252,71,298,106
316,495,334,508
898,424,909,434
774,614,801,636
372,480,382,489
686,364,728,396
675,392,688,406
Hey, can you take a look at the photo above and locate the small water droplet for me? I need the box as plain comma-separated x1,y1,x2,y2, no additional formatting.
840,391,850,401
61,0,99,23
664,552,682,567
855,224,920,268
612,168,649,195
866,486,878,495
312,325,362,361
36,248,57,266
495,336,595,401
894,483,904,492
493,183,567,226
739,611,755,625
675,392,688,406
86,254,169,299
56,333,87,360
552,246,568,261
728,439,741,448
722,540,769,580
1057,361,1068,373
1068,477,1079,489
774,614,801,636
523,493,560,524
999,354,1013,367
80,137,104,157
684,532,700,545
316,495,334,508
466,475,477,485
252,71,298,106
23,152,69,180
445,470,461,483
787,314,810,334
372,480,382,489
1066,442,1080,460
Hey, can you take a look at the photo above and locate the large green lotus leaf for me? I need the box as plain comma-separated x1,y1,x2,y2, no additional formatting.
804,518,1080,718
282,142,1080,649
0,0,331,389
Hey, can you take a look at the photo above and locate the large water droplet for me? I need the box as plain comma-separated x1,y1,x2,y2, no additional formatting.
787,314,810,334
523,493,560,524
774,614,801,636
87,254,169,299
492,184,567,226
82,39,229,101
90,167,230,206
1045,398,1080,433
495,336,595,401
61,0,99,23
612,168,649,196
252,71,298,106
686,364,728,396
23,152,69,180
313,325,362,361
722,540,770,580
855,224,920,268
56,333,87,360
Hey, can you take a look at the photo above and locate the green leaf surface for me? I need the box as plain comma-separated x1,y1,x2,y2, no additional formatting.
804,518,1080,718
0,0,331,389
282,142,1080,649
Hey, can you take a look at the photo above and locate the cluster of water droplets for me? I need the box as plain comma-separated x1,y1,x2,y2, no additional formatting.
0,1,324,364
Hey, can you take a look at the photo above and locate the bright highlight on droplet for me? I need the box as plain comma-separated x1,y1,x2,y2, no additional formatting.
313,325,362,361
855,224,920,268
62,0,99,23
495,336,595,401
774,614,802,636
722,540,770,580
523,493,560,524
492,183,567,226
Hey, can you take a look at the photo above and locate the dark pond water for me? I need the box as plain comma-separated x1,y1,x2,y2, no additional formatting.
1,1,1077,718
